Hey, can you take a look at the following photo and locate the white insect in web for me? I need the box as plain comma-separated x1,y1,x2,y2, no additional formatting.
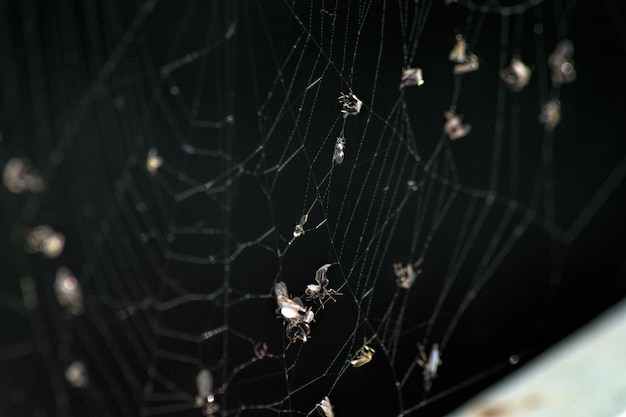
393,258,423,289
417,343,442,391
25,225,65,258
539,99,561,131
399,67,425,89
195,369,219,416
333,136,346,164
275,282,315,345
65,360,88,388
449,34,479,74
548,39,576,87
444,111,471,140
338,92,362,117
315,396,334,417
500,56,532,92
305,263,342,307
2,157,44,193
146,148,163,175
350,340,375,367
54,267,84,315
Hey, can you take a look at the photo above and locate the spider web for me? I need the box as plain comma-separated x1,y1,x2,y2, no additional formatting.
1,0,625,416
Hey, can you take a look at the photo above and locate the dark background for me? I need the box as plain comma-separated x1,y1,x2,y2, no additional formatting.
1,1,625,416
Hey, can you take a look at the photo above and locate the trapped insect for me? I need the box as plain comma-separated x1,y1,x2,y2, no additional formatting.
275,282,315,345
338,92,362,117
444,111,471,140
393,258,423,289
350,341,375,367
195,369,219,416
305,264,342,307
449,34,479,74
315,396,334,417
333,136,346,164
417,343,442,391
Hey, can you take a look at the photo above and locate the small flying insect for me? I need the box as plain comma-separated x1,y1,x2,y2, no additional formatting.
315,396,334,417
417,343,442,391
350,341,375,367
444,111,471,140
305,264,342,307
338,92,363,117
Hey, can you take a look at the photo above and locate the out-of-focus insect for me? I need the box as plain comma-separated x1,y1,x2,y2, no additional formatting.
500,56,532,92
25,225,65,258
305,264,342,307
338,92,363,117
444,111,471,140
195,369,219,416
146,148,163,175
54,267,84,315
417,343,442,391
350,341,375,367
393,258,423,289
539,100,561,131
315,396,334,417
449,34,479,74
548,39,576,87
2,157,44,193
399,67,424,89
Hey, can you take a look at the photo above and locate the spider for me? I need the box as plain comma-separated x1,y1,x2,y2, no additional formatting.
350,340,375,367
338,92,362,117
305,264,342,307
417,343,442,391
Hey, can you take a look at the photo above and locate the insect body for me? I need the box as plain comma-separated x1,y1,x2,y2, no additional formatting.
350,342,375,367
333,136,345,164
417,343,442,391
315,396,334,417
338,92,363,117
305,264,342,307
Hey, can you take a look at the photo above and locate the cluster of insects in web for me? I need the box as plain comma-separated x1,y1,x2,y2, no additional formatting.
275,264,342,346
394,34,576,143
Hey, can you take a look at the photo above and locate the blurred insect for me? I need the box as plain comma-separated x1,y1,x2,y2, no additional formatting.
417,343,442,391
65,361,88,388
338,92,362,117
54,267,84,315
350,340,375,367
449,34,479,74
393,258,423,289
195,369,219,416
2,157,44,193
275,282,315,345
25,225,65,258
146,148,163,175
333,136,345,164
444,111,471,140
254,342,268,360
548,39,576,87
500,56,532,92
399,67,424,89
539,100,561,131
315,396,334,417
305,264,342,307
